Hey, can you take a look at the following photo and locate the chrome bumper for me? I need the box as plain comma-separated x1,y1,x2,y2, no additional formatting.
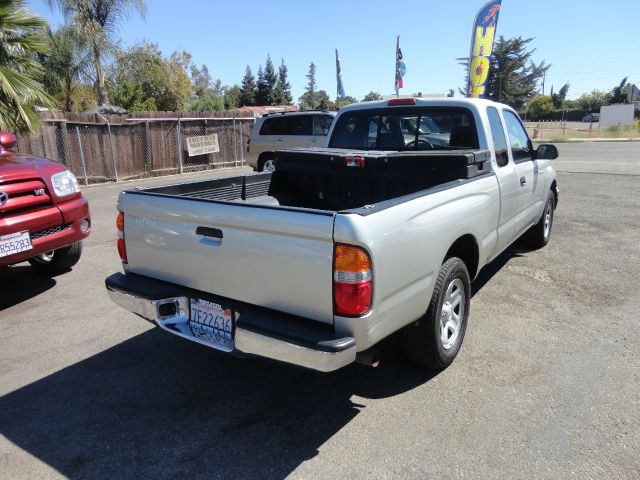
106,275,356,372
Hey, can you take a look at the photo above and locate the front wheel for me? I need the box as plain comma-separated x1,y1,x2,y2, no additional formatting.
403,257,471,369
28,241,83,274
525,191,555,249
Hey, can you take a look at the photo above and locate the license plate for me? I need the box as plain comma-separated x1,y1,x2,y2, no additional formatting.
189,298,234,350
0,231,33,259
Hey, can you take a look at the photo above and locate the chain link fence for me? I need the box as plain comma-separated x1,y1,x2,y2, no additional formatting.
15,116,254,185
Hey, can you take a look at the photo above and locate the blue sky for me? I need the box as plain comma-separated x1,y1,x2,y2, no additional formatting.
29,0,640,103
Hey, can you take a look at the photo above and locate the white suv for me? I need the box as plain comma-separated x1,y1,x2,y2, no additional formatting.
245,111,336,171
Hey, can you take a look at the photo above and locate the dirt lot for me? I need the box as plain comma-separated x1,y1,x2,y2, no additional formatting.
1,142,639,479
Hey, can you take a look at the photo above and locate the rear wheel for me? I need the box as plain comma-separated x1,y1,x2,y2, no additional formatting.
259,155,276,172
403,257,471,369
29,241,83,274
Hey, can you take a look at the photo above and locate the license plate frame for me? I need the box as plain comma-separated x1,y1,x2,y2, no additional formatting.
0,231,33,259
188,298,235,351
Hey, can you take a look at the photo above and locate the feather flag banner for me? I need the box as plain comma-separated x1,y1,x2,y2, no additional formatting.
467,0,502,97
336,49,346,100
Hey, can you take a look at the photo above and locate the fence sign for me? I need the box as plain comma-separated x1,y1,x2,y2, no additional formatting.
187,134,220,156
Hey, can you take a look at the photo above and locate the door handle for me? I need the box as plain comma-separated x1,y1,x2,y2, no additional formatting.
196,226,223,239
520,176,526,186
310,138,317,142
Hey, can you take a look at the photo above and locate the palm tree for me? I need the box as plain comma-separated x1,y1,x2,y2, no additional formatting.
0,0,56,131
42,26,91,111
46,0,146,106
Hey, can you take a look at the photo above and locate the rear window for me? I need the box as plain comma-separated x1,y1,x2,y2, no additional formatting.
329,107,478,151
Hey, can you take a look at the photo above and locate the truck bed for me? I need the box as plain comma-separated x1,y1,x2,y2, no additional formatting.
136,148,493,212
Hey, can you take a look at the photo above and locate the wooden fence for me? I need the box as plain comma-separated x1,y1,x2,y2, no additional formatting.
15,110,255,184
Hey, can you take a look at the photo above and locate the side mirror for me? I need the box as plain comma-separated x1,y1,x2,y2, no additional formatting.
0,132,17,150
535,144,558,160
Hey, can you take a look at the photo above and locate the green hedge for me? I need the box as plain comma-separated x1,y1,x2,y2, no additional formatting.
520,109,585,122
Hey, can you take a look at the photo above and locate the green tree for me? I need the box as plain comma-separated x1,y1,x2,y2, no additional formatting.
41,26,90,111
263,55,278,105
109,42,180,111
47,0,146,106
527,95,554,118
0,0,55,131
315,90,332,110
188,91,224,111
190,63,211,99
168,50,192,109
576,90,611,114
336,95,357,108
223,84,241,110
239,65,256,106
551,82,570,108
459,36,550,109
274,58,292,105
299,62,319,109
362,91,382,102
610,76,630,104
255,65,269,105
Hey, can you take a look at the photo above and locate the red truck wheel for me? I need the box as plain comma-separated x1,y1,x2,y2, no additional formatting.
29,241,83,274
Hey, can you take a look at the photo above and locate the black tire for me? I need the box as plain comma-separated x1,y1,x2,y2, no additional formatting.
28,241,83,274
525,190,555,249
258,155,276,172
403,257,471,369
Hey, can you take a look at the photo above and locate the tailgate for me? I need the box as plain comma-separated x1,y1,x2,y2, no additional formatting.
120,192,336,325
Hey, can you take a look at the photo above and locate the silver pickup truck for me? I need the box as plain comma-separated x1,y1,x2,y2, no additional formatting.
106,98,559,372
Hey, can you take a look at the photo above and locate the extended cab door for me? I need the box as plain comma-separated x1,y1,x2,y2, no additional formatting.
502,109,541,234
486,107,518,251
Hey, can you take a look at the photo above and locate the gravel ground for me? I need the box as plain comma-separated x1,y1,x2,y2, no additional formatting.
1,142,639,479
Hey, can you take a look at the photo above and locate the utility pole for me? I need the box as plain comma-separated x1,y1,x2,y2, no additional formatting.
542,71,546,95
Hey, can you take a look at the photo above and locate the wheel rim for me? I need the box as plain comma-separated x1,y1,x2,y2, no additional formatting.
263,159,276,172
440,278,465,350
37,251,54,263
543,199,553,239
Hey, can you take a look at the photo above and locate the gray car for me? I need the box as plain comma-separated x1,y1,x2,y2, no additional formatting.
245,110,336,171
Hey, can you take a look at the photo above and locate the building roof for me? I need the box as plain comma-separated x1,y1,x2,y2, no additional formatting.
237,105,299,117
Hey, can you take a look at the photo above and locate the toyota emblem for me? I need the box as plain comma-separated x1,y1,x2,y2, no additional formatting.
0,191,8,206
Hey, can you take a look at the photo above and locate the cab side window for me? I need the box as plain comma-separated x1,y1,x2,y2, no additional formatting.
487,107,509,167
502,110,532,163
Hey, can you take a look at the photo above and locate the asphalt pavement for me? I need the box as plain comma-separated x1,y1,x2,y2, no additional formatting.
1,142,639,479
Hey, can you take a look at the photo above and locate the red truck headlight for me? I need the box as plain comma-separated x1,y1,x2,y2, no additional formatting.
333,244,372,316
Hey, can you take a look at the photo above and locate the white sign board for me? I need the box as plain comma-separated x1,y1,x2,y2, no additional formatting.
599,104,634,129
186,134,220,156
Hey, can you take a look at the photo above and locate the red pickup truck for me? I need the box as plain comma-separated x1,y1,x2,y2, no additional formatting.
0,132,91,273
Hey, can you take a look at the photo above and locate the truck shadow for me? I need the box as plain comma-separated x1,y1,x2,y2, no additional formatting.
471,242,528,298
0,265,57,310
0,328,434,479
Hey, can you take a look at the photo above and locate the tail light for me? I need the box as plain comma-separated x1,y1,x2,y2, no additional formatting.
334,244,372,316
344,156,365,168
116,211,127,263
246,138,251,153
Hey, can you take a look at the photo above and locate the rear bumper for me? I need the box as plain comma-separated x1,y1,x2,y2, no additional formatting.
105,272,357,372
0,195,91,266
